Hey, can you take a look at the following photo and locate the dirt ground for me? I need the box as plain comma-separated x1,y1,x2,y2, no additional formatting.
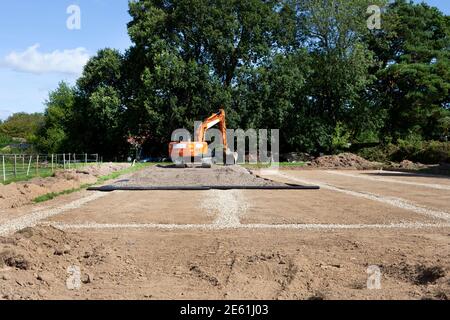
310,153,382,169
0,166,449,300
0,163,129,210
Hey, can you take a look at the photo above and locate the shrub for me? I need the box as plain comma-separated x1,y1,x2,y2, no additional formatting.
331,122,351,153
357,141,450,164
358,143,398,163
417,141,450,164
392,134,424,162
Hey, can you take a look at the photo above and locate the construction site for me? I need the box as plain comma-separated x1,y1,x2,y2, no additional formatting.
1,0,449,306
0,153,449,300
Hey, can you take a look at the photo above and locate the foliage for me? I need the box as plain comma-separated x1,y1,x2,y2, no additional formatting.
35,82,75,153
332,122,351,153
0,112,44,141
367,0,450,141
33,0,450,162
358,140,450,164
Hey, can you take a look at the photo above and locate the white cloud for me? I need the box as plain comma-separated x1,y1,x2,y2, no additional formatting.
3,44,90,75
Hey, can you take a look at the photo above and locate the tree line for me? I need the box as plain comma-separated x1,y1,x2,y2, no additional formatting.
34,0,450,162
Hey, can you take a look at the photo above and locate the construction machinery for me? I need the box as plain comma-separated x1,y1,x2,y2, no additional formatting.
169,109,237,168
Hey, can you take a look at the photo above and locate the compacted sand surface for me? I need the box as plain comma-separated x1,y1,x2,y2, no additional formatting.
0,167,449,300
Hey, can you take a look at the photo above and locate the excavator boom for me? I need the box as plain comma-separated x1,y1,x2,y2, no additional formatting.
195,109,227,148
169,108,232,167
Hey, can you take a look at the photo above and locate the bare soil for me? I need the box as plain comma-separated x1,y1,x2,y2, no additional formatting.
0,167,448,300
310,153,382,170
0,226,448,300
0,163,129,210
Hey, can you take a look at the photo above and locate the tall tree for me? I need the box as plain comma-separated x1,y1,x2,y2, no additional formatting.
367,0,450,141
292,0,385,151
75,49,128,158
35,82,75,153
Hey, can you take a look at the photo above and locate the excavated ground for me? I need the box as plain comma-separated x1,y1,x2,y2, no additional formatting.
0,167,449,300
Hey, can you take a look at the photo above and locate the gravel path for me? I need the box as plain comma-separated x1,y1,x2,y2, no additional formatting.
110,165,286,187
0,192,108,236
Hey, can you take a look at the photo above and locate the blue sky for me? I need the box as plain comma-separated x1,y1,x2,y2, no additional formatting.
0,0,449,120
0,0,132,120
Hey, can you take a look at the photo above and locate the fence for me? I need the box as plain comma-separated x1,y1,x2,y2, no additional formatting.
1,153,99,183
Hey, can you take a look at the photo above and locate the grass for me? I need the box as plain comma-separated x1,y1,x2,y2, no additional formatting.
2,170,55,184
32,163,153,203
1,162,100,185
33,184,91,203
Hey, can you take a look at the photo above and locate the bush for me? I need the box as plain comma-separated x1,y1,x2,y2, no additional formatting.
357,143,397,162
331,122,351,153
392,134,424,162
357,141,450,164
417,141,450,164
0,133,12,147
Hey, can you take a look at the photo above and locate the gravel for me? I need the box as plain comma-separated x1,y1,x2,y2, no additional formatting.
110,165,286,187
0,192,108,236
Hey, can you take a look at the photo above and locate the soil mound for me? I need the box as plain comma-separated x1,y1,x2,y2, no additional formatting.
0,226,135,300
0,163,129,209
311,153,381,169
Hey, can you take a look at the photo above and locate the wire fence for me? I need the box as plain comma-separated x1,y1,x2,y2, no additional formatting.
1,153,99,183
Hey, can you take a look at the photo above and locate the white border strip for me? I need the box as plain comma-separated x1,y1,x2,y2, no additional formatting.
326,170,450,191
0,192,108,236
261,170,450,222
41,222,450,231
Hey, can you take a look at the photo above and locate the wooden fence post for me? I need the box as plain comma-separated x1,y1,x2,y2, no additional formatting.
27,156,32,176
2,155,5,182
63,153,66,169
51,154,54,172
13,154,17,178
36,155,39,174
85,153,88,165
68,153,71,169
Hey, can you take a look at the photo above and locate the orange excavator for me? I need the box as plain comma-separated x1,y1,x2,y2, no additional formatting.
169,109,237,168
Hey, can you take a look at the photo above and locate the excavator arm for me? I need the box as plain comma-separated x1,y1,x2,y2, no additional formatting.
169,108,236,167
195,109,227,151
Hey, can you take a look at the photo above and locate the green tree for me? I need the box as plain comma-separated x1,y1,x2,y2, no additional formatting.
0,112,44,141
35,0,450,159
35,82,75,153
367,0,450,141
289,0,385,152
125,0,296,151
75,49,128,158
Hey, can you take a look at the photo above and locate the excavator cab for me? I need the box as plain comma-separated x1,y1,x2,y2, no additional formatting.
168,109,237,168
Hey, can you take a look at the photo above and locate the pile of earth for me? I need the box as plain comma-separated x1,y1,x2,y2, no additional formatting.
388,160,427,170
0,226,138,300
310,153,382,170
111,165,286,187
0,163,129,209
